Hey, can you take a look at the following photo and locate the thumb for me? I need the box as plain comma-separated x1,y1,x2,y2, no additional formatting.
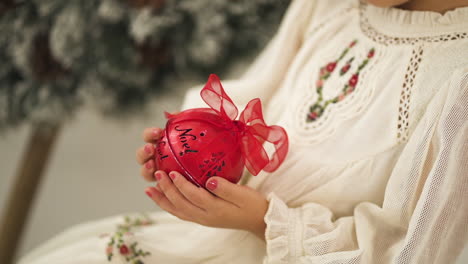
205,177,250,205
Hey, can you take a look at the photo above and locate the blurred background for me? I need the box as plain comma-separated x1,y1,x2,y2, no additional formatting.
1,0,467,263
0,0,289,262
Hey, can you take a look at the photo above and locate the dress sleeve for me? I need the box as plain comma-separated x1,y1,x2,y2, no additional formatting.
264,69,468,264
180,0,317,110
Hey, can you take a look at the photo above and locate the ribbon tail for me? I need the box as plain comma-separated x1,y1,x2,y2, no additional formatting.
239,98,289,175
200,74,238,121
240,132,270,175
261,125,289,172
244,124,288,173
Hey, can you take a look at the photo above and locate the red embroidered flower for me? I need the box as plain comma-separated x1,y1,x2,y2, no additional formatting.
308,112,318,120
368,49,375,58
338,94,346,101
348,74,359,87
319,67,327,76
119,245,130,255
326,62,337,72
346,86,355,94
316,79,323,87
340,64,350,74
349,40,357,47
106,246,113,255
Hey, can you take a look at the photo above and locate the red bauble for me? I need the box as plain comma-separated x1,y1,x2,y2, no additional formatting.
153,74,289,188
155,111,245,186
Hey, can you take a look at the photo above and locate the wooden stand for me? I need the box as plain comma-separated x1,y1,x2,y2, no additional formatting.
0,122,61,264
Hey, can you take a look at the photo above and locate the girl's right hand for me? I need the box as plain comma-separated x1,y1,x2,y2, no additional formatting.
136,127,163,182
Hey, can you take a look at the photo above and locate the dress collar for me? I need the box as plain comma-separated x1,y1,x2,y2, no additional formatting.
361,1,468,38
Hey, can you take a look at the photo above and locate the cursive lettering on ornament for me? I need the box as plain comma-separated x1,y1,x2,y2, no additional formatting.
174,126,199,154
157,141,169,160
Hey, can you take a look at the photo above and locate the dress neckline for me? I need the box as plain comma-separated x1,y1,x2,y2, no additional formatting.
361,1,468,38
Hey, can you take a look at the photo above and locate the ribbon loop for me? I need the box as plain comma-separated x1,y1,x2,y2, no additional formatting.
199,74,288,176
200,74,238,121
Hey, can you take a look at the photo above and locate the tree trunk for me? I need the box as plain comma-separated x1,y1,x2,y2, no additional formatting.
0,122,61,264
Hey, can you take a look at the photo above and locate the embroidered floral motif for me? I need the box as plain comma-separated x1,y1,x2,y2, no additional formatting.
102,215,154,264
307,40,375,122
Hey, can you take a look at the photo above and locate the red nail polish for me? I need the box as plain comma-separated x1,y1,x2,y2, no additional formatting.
145,190,152,198
144,144,153,154
169,172,176,180
145,161,153,170
206,179,217,191
155,172,162,181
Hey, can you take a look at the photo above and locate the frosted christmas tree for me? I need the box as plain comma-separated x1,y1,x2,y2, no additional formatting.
0,0,289,130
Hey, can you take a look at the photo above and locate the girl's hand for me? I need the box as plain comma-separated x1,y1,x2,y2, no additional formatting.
136,116,180,182
136,127,164,182
145,171,268,240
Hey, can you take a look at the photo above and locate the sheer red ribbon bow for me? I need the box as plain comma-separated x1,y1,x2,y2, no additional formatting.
199,74,289,175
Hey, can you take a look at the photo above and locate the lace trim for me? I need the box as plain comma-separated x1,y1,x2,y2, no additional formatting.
397,46,423,142
359,4,468,45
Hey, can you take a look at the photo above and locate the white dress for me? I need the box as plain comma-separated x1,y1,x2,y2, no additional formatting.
19,0,468,263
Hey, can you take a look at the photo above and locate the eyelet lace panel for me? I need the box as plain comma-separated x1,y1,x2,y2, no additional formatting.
398,46,424,142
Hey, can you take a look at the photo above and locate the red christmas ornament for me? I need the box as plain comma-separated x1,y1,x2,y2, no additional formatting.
154,74,289,188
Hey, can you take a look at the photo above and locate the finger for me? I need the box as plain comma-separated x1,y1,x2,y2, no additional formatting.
142,127,163,143
169,171,217,210
156,171,206,215
145,187,177,215
155,183,162,192
205,177,253,206
136,143,154,165
140,160,156,182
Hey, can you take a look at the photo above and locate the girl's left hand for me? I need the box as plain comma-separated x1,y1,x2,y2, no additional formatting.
144,170,268,240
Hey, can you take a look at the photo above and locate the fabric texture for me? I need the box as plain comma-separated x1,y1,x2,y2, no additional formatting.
19,0,468,263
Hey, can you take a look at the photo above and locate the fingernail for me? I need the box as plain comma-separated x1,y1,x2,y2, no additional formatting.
144,144,153,154
169,172,176,180
145,190,152,198
206,179,217,191
154,171,162,181
145,160,153,170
